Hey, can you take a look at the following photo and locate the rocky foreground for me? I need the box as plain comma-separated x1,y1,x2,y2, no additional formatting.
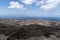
0,19,60,40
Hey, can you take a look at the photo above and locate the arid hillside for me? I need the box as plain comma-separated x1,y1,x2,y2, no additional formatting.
0,19,60,40
0,19,60,27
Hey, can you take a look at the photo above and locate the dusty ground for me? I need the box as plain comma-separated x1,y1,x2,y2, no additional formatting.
0,34,8,40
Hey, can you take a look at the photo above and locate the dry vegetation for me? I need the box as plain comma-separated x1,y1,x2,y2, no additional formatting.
0,19,60,40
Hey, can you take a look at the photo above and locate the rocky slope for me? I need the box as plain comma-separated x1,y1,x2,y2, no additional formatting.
0,19,60,27
0,19,60,40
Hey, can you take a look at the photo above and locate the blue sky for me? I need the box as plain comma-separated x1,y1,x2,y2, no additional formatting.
0,0,60,18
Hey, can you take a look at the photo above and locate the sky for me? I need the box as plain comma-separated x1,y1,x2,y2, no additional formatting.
0,0,60,18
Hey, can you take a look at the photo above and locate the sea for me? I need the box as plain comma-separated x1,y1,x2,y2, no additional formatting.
17,17,60,22
0,17,60,21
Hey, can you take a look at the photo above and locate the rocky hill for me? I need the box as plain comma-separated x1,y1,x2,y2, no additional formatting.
0,19,60,40
0,19,60,27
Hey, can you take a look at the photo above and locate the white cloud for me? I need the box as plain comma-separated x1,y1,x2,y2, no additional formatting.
40,3,58,10
8,0,60,10
8,1,26,10
36,0,60,10
19,0,60,10
19,0,36,5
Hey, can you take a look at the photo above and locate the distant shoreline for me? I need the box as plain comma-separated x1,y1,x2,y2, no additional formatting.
0,17,60,22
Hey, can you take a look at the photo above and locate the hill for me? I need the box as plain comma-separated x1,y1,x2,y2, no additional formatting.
0,19,60,40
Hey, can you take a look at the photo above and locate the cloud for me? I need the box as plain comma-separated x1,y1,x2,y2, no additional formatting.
36,0,60,10
8,0,60,10
40,3,58,10
19,0,36,5
8,1,26,10
19,0,60,10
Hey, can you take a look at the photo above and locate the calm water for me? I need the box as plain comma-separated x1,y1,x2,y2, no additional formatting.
18,17,60,21
0,17,60,21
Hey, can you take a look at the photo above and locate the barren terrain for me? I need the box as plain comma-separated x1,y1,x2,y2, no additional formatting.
0,19,60,40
